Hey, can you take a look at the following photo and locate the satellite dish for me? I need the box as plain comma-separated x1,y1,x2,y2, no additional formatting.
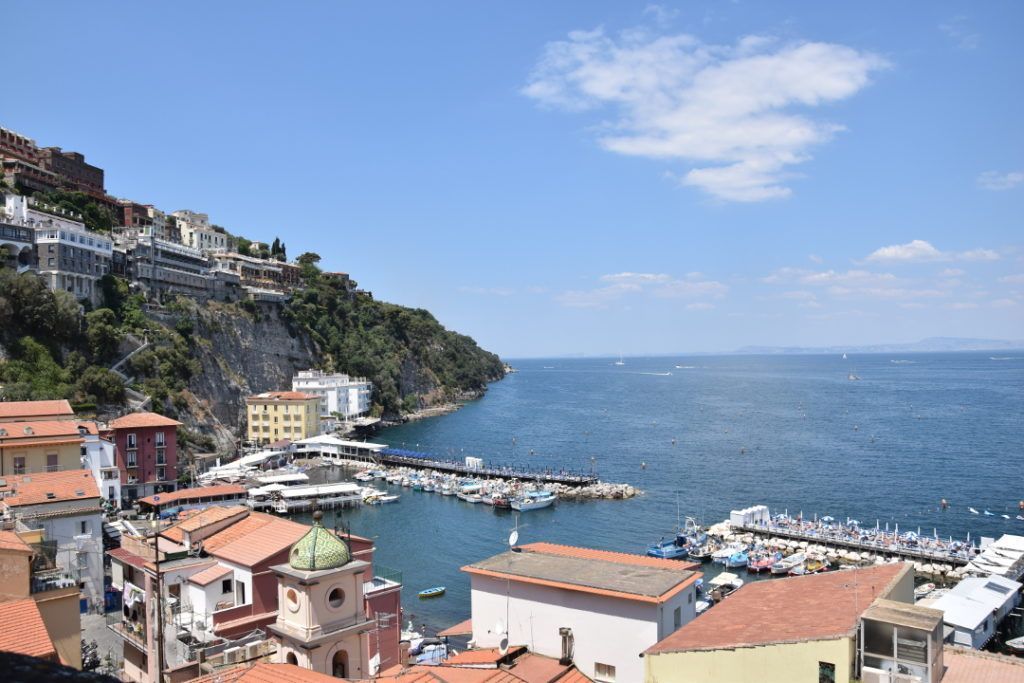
494,619,505,636
499,636,509,656
508,530,519,547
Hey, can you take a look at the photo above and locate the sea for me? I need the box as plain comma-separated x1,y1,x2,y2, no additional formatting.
291,352,1024,633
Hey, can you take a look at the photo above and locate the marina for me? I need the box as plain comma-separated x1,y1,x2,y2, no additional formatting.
378,447,600,486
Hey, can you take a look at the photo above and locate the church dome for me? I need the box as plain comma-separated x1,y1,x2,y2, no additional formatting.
289,511,351,570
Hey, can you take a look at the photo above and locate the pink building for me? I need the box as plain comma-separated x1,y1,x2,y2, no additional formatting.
107,412,181,502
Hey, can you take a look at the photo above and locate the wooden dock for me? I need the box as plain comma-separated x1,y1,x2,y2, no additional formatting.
735,524,970,566
378,448,598,486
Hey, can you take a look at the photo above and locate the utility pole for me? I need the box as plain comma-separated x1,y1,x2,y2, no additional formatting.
151,512,165,682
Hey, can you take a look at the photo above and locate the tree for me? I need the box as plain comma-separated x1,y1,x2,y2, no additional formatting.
236,237,252,256
75,366,125,404
85,308,124,363
271,237,281,255
297,252,321,266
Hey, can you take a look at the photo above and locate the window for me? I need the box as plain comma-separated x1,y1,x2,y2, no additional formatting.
594,663,616,682
673,606,682,629
157,467,165,481
126,451,137,467
818,661,836,683
46,453,59,472
127,433,137,449
13,456,25,474
80,520,89,534
221,579,232,594
155,432,165,447
328,587,345,608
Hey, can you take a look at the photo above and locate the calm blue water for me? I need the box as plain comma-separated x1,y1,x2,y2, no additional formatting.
296,352,1024,632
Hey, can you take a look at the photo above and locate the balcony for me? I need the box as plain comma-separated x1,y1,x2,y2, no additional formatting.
30,567,79,594
365,563,402,594
107,611,148,651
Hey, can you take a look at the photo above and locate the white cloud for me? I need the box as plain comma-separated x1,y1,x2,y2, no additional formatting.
685,302,715,311
977,170,1023,191
557,272,726,308
940,268,965,277
991,298,1017,308
999,274,1024,284
523,27,887,201
940,17,980,50
808,254,823,264
863,240,1001,263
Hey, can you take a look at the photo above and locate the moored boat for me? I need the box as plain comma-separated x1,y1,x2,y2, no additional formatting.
647,539,689,560
724,550,749,569
511,490,557,511
418,586,446,599
771,552,805,575
747,552,777,573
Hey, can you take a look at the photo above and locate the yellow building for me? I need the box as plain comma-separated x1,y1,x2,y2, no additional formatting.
246,391,321,445
643,562,944,683
0,420,85,476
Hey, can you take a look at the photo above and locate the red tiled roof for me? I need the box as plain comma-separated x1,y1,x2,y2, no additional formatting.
138,484,247,507
0,469,100,507
188,662,338,683
108,547,148,570
646,563,909,654
204,512,309,567
0,399,73,420
189,563,232,586
373,650,587,682
0,598,58,659
246,391,318,402
0,530,33,555
445,647,526,665
519,542,700,571
0,419,85,446
942,647,1024,683
161,505,250,543
108,411,182,429
438,617,473,637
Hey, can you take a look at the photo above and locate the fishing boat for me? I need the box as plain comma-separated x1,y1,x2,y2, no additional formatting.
511,490,557,511
440,483,456,496
367,494,400,505
688,542,718,562
457,492,483,504
771,552,805,575
914,582,936,599
417,586,446,599
491,496,512,510
724,550,749,569
747,552,777,573
647,539,689,560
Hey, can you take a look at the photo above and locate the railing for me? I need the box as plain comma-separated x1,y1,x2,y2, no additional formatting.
106,611,148,651
30,567,79,594
366,563,402,592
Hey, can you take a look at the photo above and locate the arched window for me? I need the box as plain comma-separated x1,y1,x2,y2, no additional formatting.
328,587,345,609
332,650,348,678
286,651,298,666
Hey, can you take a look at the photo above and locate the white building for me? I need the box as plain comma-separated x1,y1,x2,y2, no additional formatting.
463,542,702,683
0,469,105,610
292,369,373,421
929,574,1022,649
171,209,228,253
966,534,1024,580
78,422,121,508
290,435,387,465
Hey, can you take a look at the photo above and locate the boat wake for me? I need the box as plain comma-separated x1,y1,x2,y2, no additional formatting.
639,372,673,376
990,356,1018,361
890,359,915,364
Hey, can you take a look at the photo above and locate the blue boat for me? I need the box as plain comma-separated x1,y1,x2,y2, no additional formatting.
647,538,689,560
417,586,446,599
724,551,749,568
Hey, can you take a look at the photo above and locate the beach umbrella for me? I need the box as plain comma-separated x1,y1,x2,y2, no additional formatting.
849,519,860,526
822,516,834,522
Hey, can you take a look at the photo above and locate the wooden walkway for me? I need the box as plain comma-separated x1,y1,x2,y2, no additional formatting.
378,448,598,486
736,524,970,566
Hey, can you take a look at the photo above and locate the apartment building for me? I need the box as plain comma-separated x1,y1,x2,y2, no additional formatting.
107,412,181,502
172,210,229,253
37,147,105,198
292,369,374,420
0,420,86,476
245,392,320,445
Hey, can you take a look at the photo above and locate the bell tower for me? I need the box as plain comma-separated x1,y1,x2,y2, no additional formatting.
269,511,374,678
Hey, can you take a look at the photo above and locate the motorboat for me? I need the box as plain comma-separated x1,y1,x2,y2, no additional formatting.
790,555,828,576
367,494,400,505
724,550,749,569
647,539,689,560
353,471,374,482
914,582,936,599
707,572,744,598
712,543,747,565
771,552,806,575
417,586,446,599
1005,634,1024,655
695,599,712,615
688,542,717,562
491,496,512,510
457,492,482,504
747,552,777,573
511,490,556,511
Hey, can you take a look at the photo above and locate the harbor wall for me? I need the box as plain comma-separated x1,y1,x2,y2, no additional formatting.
644,636,855,683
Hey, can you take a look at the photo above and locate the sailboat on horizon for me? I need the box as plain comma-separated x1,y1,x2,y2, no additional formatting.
614,353,625,366
842,352,847,360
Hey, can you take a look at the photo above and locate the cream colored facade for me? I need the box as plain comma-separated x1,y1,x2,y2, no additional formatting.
246,393,321,445
645,636,855,683
0,436,83,476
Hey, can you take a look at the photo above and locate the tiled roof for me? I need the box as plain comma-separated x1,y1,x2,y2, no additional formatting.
646,563,908,654
108,547,148,570
0,399,73,420
0,598,58,659
138,484,247,507
246,391,318,402
161,505,250,543
108,411,182,429
0,469,100,507
519,542,700,571
204,512,309,567
188,662,339,683
445,647,526,665
942,646,1024,683
188,563,232,586
0,530,33,555
438,617,473,637
0,419,85,446
373,650,588,682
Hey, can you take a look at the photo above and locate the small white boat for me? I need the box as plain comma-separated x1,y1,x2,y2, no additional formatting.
969,507,979,514
354,471,374,482
1005,634,1024,654
914,583,936,599
614,354,625,366
695,599,712,615
511,491,556,511
771,552,806,575
367,494,400,505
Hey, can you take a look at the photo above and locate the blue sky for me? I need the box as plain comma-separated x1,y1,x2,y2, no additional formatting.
6,2,1022,357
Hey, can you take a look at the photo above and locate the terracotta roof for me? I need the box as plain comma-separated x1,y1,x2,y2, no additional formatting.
445,647,527,665
942,647,1024,683
464,543,700,604
0,399,73,420
519,542,700,571
188,662,338,683
108,547,148,570
108,411,182,429
161,505,250,543
0,530,33,555
646,563,909,654
212,608,278,635
189,563,233,586
0,598,58,659
138,484,247,507
246,391,318,402
0,469,100,507
204,512,309,567
0,419,85,446
438,617,473,637
374,650,587,682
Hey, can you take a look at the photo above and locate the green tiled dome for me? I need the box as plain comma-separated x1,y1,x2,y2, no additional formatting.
289,511,351,570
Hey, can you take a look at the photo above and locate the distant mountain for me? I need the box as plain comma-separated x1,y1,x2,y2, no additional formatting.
733,337,1024,355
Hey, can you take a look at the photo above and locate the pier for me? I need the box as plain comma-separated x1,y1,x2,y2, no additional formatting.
377,448,599,486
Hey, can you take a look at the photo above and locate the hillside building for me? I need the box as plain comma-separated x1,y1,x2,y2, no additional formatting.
107,412,181,502
292,369,374,421
171,210,228,253
0,419,86,476
246,392,321,446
